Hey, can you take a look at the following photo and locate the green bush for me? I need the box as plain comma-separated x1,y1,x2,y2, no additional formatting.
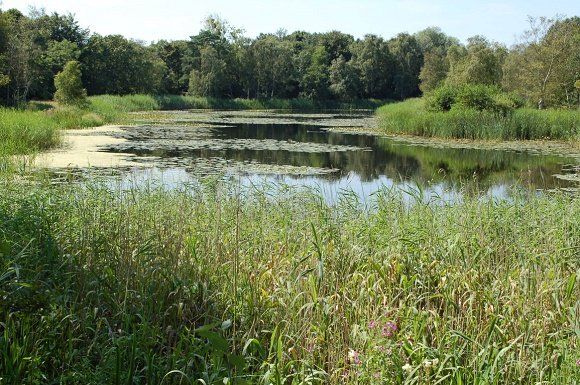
425,85,456,111
54,61,88,108
456,84,496,111
426,84,524,116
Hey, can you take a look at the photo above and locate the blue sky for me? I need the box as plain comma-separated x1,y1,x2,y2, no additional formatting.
2,0,578,45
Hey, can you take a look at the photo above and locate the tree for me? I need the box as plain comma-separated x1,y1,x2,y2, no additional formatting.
0,10,10,90
81,34,166,95
187,46,229,97
35,11,89,48
320,31,354,63
329,56,361,99
389,33,423,99
446,36,506,87
414,27,458,54
184,16,240,97
415,27,458,93
503,16,579,108
419,48,448,92
54,60,87,106
250,34,295,98
152,40,189,94
300,45,330,99
3,9,43,105
352,34,394,99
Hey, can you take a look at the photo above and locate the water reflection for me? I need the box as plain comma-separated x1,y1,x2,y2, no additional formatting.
102,111,577,200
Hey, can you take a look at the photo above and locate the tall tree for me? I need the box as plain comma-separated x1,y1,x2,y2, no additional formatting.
0,10,10,90
152,40,189,94
414,27,458,54
320,31,354,63
3,9,43,105
329,56,361,100
419,48,448,92
446,36,506,87
300,45,331,99
81,34,166,95
187,46,229,97
184,16,240,97
415,27,458,93
389,33,423,99
503,16,580,108
352,34,394,99
250,34,295,98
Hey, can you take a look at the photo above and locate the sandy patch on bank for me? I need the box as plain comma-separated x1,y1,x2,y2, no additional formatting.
34,125,143,169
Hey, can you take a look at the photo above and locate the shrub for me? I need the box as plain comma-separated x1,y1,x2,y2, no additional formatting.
426,84,526,116
456,84,497,111
54,61,88,107
426,85,456,111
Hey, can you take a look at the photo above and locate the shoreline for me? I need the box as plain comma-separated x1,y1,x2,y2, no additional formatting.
32,125,141,169
330,126,580,161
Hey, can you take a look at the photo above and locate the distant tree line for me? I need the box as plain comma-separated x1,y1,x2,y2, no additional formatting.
0,8,578,108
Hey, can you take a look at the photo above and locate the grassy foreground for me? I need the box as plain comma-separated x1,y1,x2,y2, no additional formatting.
1,179,578,384
377,99,580,141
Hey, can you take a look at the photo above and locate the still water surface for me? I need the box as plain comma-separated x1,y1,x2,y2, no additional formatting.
99,110,578,202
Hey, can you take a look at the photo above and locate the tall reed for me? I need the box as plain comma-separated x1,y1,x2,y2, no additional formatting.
1,179,578,384
377,99,580,140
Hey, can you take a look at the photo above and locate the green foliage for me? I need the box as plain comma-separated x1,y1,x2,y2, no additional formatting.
0,11,9,88
502,16,580,108
445,36,507,87
3,7,574,107
388,33,423,99
419,48,448,93
81,34,167,95
425,85,456,111
378,97,579,140
187,46,230,97
0,180,578,384
300,45,331,99
54,60,88,106
426,84,524,114
352,34,394,99
0,107,62,156
329,56,362,99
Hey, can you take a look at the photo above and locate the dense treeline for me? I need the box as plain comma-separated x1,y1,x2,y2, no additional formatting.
0,8,578,108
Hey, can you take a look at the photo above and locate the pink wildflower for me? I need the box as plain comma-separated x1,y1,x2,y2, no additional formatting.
382,321,398,337
369,320,377,329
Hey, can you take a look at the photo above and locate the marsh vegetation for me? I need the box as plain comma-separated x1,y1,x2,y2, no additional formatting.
1,178,578,384
0,4,579,385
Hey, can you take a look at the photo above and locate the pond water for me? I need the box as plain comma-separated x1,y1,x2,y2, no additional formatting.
94,110,577,202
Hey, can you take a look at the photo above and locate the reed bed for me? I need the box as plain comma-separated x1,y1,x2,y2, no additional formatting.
90,94,386,112
0,179,578,384
377,99,580,141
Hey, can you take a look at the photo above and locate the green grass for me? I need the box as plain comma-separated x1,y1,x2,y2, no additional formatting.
0,105,116,171
377,98,580,140
0,179,578,384
0,108,62,156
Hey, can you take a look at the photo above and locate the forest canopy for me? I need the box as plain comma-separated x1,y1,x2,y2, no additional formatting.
0,8,577,108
